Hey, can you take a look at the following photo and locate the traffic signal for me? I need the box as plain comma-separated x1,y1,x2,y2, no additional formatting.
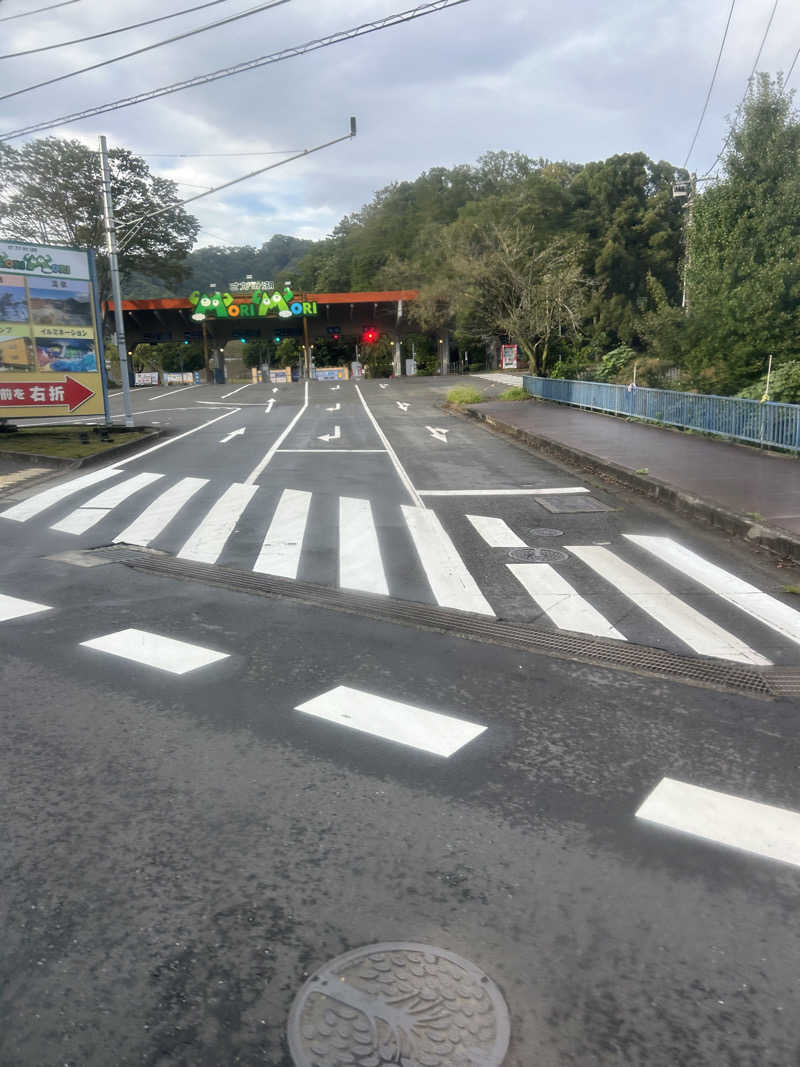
327,326,341,340
361,327,379,344
273,334,281,343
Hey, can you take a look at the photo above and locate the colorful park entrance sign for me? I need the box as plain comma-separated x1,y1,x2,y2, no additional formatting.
0,240,106,418
189,284,318,320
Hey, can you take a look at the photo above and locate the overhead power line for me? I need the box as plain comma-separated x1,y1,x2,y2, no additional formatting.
0,0,291,103
0,0,78,21
683,0,737,168
787,41,800,84
141,150,301,158
0,0,239,60
701,0,780,178
0,0,471,141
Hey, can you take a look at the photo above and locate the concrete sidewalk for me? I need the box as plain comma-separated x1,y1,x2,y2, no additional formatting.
458,391,800,562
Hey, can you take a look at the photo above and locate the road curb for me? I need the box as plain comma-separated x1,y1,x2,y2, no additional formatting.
445,402,800,566
0,428,163,474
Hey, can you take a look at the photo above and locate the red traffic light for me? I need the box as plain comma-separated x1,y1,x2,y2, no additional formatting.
361,327,379,344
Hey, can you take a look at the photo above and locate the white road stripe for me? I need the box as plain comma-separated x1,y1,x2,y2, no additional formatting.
253,488,312,578
221,384,250,399
339,497,388,595
508,562,625,639
114,477,208,546
146,384,200,399
0,466,123,522
568,544,771,665
81,628,229,675
402,506,494,616
50,472,164,535
245,381,308,484
178,482,258,564
626,535,800,648
0,593,51,621
355,385,424,508
420,488,589,497
295,685,486,757
636,777,800,869
466,514,526,548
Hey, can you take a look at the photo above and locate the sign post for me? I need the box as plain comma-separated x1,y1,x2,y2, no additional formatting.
0,239,108,421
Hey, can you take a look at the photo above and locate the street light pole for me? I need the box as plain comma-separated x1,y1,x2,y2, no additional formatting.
99,135,134,427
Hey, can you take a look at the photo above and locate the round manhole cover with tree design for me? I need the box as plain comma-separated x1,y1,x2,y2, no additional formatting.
287,942,510,1066
507,547,569,564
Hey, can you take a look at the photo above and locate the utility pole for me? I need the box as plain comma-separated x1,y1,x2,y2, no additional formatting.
99,135,134,427
674,173,697,312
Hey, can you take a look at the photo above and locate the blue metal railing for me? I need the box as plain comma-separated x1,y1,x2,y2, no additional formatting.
521,375,800,453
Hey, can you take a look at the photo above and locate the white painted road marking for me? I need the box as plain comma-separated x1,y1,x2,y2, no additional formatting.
0,593,51,622
253,488,312,578
396,401,410,412
221,384,249,399
277,449,386,454
507,563,626,640
114,477,208,546
326,402,341,412
339,497,389,595
330,385,340,391
466,514,526,548
355,385,424,508
295,685,486,757
318,425,341,443
636,777,800,869
272,387,278,393
402,506,494,616
419,488,589,497
50,472,163,535
81,628,229,675
146,384,200,400
220,427,246,443
626,535,800,648
0,467,123,522
245,381,308,485
178,482,258,564
265,398,275,413
102,408,240,467
379,383,388,389
426,426,449,443
568,544,771,665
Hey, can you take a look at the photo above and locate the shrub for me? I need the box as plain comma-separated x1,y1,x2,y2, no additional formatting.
498,387,528,401
447,386,483,404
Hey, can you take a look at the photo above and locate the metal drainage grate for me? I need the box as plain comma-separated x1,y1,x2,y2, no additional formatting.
539,495,613,514
528,527,564,538
92,545,779,698
287,942,511,1067
507,546,570,564
760,668,800,697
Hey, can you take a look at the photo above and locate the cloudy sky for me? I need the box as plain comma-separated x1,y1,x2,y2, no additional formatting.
3,0,800,248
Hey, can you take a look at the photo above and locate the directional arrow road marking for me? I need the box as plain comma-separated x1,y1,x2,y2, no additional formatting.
220,427,246,444
272,388,278,393
396,401,410,412
265,398,275,413
326,402,341,412
330,385,340,391
318,425,341,443
379,383,388,389
426,425,449,443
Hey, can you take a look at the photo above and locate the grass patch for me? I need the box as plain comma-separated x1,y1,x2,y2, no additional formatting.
497,386,529,401
783,585,800,595
0,426,152,460
447,386,484,405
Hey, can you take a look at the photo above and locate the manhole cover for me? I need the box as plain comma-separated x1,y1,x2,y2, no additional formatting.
507,547,569,563
527,528,564,538
287,942,511,1067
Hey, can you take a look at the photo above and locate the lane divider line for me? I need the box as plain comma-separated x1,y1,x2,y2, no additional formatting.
354,384,424,508
245,381,309,485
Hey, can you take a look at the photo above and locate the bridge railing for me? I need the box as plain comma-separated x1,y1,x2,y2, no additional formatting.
521,375,800,453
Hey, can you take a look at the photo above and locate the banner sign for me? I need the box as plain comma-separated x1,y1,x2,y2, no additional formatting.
0,241,106,418
229,279,274,292
135,371,160,386
315,367,348,380
189,284,317,321
270,369,289,383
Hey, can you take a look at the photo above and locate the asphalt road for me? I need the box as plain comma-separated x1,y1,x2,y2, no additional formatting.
1,376,799,1066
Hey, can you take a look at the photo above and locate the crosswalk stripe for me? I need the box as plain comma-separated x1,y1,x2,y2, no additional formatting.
402,506,494,616
178,482,258,564
50,472,163,535
0,592,51,621
567,544,771,665
466,514,526,548
114,477,209,546
253,488,312,578
507,562,626,640
636,777,800,869
626,535,800,648
0,466,123,522
339,497,388,595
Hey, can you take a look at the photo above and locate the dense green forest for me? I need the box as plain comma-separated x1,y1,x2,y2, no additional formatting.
129,74,800,400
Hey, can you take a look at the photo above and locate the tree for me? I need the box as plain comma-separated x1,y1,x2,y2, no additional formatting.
242,338,275,370
684,75,800,393
275,338,300,366
0,137,199,305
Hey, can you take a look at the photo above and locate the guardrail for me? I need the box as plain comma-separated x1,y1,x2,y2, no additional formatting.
521,375,800,453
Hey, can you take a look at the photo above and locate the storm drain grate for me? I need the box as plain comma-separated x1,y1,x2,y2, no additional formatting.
91,545,782,698
760,668,800,696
